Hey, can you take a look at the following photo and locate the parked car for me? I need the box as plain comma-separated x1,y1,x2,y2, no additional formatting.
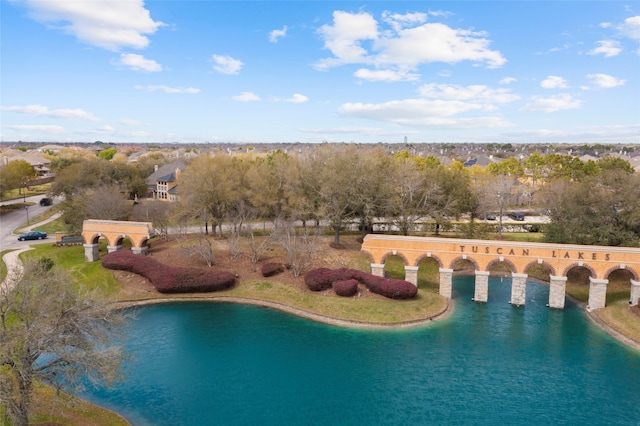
17,231,47,241
482,213,496,221
508,212,525,221
39,197,52,206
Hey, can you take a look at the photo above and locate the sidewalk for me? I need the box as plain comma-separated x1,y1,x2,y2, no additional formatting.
1,211,63,293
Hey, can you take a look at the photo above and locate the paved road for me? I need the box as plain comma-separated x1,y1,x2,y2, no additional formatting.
0,195,58,252
1,195,62,292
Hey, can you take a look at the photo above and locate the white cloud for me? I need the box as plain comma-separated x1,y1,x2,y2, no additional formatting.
2,104,99,121
354,68,419,82
118,53,162,72
586,73,626,88
588,40,622,57
269,25,287,43
618,15,640,40
316,11,378,69
90,125,115,133
23,0,163,51
338,98,511,128
541,76,569,89
500,77,516,85
522,94,582,112
212,55,244,75
418,83,520,104
5,124,66,134
381,11,427,32
135,85,200,94
316,11,506,72
283,94,308,103
232,92,260,102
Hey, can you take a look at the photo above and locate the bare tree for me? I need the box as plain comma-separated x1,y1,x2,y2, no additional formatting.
182,233,215,267
228,227,242,259
133,200,173,239
274,222,319,277
244,223,272,263
0,259,126,426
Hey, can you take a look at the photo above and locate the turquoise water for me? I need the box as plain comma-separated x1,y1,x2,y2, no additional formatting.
82,277,640,425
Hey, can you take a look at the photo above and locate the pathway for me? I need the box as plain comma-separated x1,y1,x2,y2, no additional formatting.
0,211,63,293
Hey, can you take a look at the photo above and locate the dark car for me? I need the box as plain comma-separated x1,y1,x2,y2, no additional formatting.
17,231,47,241
508,212,525,221
39,197,52,206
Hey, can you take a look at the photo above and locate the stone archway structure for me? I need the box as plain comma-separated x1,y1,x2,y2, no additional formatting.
82,219,155,262
361,235,640,311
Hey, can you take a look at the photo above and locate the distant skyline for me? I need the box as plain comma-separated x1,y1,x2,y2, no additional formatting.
1,1,639,144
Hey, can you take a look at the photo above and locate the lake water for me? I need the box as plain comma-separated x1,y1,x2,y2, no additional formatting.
82,276,640,425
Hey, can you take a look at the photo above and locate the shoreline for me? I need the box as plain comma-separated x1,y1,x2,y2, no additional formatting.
112,295,454,329
112,281,640,352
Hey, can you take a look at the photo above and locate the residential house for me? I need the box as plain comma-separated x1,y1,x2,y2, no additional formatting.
145,160,186,201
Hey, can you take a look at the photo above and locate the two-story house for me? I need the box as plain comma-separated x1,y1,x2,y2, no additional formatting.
145,160,186,201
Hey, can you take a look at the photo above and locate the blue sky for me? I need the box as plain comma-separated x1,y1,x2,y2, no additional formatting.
1,1,639,144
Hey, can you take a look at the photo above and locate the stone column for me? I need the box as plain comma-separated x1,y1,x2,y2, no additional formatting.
439,268,453,299
548,275,568,309
132,246,148,255
588,277,609,311
371,263,385,277
510,273,528,306
473,271,490,303
107,245,123,253
629,279,640,306
404,266,419,287
83,243,99,262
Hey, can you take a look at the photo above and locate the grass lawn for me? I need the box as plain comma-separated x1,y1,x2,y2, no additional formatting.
25,381,130,426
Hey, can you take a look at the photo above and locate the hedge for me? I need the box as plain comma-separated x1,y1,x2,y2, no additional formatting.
304,268,417,299
102,250,235,293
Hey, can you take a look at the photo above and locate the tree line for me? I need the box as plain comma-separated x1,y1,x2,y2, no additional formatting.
44,145,640,247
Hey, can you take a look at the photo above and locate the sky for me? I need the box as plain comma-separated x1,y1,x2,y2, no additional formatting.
1,1,639,145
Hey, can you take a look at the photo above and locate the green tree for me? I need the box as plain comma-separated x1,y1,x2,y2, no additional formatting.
0,258,126,426
597,155,634,174
0,160,35,196
179,154,243,237
97,147,118,160
299,145,360,245
245,150,302,223
543,171,640,246
486,156,524,177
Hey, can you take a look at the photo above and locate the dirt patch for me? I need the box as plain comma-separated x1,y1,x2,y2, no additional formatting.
117,235,385,301
631,305,640,318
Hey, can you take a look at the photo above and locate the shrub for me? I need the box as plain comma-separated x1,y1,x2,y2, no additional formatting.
303,267,417,299
102,250,235,293
303,268,336,291
261,262,285,277
360,275,417,300
332,279,359,297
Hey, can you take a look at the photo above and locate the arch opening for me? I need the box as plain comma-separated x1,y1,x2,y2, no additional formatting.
384,255,407,280
565,266,593,304
417,257,440,291
605,269,634,305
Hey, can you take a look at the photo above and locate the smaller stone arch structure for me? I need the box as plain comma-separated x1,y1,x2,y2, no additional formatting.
82,219,155,262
